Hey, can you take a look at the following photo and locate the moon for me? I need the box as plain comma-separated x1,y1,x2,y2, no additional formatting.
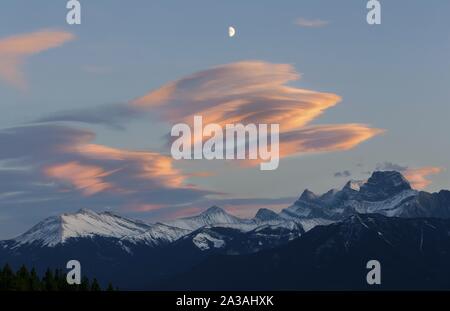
228,26,236,38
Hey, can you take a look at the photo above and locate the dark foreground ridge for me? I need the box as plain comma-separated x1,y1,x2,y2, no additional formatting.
161,214,450,290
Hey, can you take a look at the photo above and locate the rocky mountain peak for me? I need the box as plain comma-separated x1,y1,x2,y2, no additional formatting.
359,171,411,201
299,189,318,201
254,208,280,221
201,206,226,215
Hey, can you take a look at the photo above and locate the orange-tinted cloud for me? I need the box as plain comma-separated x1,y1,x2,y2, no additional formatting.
64,143,186,189
403,167,443,190
132,61,383,164
133,61,341,132
280,124,385,157
0,30,74,89
0,124,216,216
0,124,205,200
44,161,115,196
37,61,383,165
125,203,167,212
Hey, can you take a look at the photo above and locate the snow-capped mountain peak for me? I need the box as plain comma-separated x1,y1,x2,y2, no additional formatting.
12,209,151,247
359,171,411,201
6,170,449,251
299,189,318,201
278,171,436,230
200,205,227,216
254,208,281,222
162,206,250,231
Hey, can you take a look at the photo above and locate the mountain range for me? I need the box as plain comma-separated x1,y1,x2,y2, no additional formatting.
1,170,450,289
164,213,450,290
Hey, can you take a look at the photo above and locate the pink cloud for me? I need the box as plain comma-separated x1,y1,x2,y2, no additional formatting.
162,207,203,220
132,61,383,165
403,166,443,190
44,161,115,196
0,30,74,89
132,61,341,132
64,143,186,189
125,203,167,212
280,124,385,157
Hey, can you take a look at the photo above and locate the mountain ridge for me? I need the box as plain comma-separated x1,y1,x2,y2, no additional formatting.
6,170,450,248
160,213,450,290
1,170,450,289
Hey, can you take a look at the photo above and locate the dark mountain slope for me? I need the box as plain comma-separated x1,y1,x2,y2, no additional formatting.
161,214,450,290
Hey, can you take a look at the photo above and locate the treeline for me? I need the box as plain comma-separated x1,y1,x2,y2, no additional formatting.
0,263,115,291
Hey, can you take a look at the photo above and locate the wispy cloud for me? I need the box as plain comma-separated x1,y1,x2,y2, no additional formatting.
0,60,385,236
376,162,408,172
279,124,383,159
133,61,382,164
132,61,339,132
294,18,329,28
0,124,215,218
376,162,443,189
44,161,117,196
37,61,383,167
334,170,352,178
403,167,443,190
0,30,74,89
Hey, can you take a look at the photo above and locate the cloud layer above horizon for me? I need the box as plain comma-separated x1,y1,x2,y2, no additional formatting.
134,61,383,162
0,124,216,218
42,61,383,165
0,50,384,224
0,30,74,89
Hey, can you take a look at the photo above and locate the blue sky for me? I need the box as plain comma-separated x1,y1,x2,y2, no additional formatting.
0,1,449,238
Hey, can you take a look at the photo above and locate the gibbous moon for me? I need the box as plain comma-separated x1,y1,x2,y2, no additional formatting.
228,26,236,38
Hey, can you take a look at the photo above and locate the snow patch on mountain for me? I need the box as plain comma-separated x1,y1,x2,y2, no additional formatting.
352,189,418,216
193,232,226,250
121,223,189,246
279,171,422,230
279,210,335,231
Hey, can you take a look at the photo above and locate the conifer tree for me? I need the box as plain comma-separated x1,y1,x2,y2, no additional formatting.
29,268,41,291
43,268,57,291
106,282,114,291
79,276,90,291
1,264,15,290
0,263,113,291
91,278,101,291
15,265,30,290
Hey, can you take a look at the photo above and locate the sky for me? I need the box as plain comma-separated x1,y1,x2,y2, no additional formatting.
0,1,449,238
